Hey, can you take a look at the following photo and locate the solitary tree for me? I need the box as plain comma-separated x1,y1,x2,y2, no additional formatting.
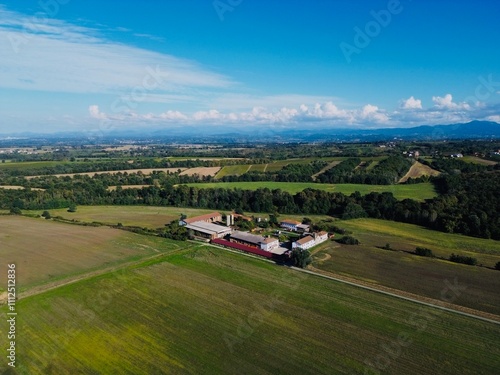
291,248,312,268
68,203,77,213
41,210,51,219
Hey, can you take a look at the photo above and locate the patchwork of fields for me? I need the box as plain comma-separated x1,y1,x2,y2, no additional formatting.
1,238,498,374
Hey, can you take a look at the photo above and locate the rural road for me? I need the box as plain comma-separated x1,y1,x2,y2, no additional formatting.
292,266,500,325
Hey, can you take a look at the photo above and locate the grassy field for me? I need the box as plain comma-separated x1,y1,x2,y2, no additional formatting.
462,155,498,165
24,206,224,229
215,164,251,178
183,181,438,201
0,216,177,290
0,161,73,170
399,161,441,183
312,218,500,315
248,164,267,172
2,245,499,374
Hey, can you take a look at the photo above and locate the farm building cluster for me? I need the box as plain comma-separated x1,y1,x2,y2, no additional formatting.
179,212,331,259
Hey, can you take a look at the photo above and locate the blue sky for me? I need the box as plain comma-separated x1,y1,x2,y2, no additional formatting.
1,0,500,134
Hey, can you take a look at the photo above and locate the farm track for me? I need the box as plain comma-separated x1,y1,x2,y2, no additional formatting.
302,265,500,325
207,242,500,324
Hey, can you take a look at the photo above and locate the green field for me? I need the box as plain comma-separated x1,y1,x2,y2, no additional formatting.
311,218,500,315
183,181,438,201
0,161,73,170
2,244,499,374
248,164,267,172
0,216,177,290
215,164,252,178
462,156,498,165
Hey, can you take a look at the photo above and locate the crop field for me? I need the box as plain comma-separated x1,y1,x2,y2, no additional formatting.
183,181,438,201
215,164,251,178
462,155,498,165
24,205,222,229
312,218,500,315
0,216,174,290
399,161,441,182
2,245,498,374
0,161,74,170
179,166,221,177
248,163,267,172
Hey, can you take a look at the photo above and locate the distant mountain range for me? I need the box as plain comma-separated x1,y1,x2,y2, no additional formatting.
1,121,499,144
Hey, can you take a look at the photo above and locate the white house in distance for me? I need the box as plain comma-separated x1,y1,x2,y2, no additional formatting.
292,231,329,250
280,219,301,231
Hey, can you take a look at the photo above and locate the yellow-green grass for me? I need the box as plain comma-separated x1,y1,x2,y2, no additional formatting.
0,216,177,290
462,155,497,165
312,218,500,314
399,161,441,183
183,181,438,201
0,161,74,170
3,246,499,374
215,164,251,178
24,205,225,229
364,160,380,171
338,218,500,259
248,164,267,172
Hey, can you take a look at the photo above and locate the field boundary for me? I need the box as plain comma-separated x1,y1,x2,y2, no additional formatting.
299,266,500,325
205,241,500,324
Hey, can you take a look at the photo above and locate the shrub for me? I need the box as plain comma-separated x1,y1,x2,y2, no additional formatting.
449,253,477,266
9,207,22,215
415,247,434,257
495,261,500,271
337,236,360,245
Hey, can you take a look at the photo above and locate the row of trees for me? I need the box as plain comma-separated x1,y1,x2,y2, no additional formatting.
2,167,499,240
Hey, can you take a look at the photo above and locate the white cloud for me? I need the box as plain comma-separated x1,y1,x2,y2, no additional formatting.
401,96,422,109
88,105,106,120
432,94,470,110
486,115,500,123
0,8,232,96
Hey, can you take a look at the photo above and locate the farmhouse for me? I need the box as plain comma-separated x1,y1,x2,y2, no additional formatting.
180,212,222,226
292,231,329,250
185,221,232,240
292,235,315,250
230,231,279,252
280,219,301,231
